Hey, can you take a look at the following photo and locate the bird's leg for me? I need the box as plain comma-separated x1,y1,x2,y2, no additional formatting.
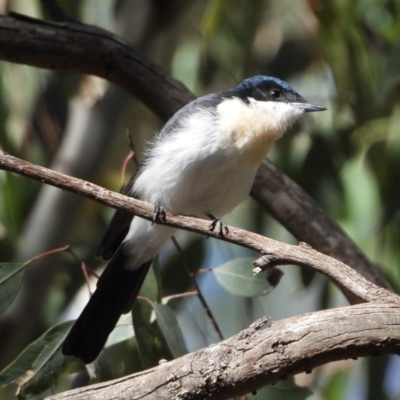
206,213,229,237
152,204,166,225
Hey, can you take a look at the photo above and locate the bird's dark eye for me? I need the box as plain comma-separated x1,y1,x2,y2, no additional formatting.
270,89,281,98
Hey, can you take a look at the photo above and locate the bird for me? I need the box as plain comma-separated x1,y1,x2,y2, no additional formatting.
62,75,326,363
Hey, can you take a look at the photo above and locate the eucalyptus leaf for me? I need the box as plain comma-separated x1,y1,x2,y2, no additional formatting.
213,257,277,297
152,303,188,358
0,262,30,315
0,321,73,395
132,300,158,368
381,40,400,96
249,377,313,400
140,264,159,302
105,313,134,348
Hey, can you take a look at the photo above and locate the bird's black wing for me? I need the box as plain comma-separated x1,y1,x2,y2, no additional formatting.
62,248,152,363
64,171,151,363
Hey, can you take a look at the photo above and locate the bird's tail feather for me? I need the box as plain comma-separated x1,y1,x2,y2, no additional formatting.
62,249,152,364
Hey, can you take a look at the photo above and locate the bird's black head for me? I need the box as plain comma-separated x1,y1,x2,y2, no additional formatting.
228,75,326,112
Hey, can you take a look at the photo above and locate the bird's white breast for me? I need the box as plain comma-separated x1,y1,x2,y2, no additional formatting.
215,97,303,166
132,97,302,218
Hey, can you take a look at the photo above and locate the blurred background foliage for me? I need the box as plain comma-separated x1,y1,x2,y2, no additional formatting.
0,0,400,399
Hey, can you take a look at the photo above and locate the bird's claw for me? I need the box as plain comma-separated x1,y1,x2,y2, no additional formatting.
207,214,229,237
152,205,166,225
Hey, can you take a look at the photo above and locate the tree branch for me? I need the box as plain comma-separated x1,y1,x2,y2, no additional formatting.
0,13,194,120
45,303,400,400
0,152,398,306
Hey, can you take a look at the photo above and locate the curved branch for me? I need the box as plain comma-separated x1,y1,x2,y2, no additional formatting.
0,152,398,306
0,14,194,120
46,303,400,400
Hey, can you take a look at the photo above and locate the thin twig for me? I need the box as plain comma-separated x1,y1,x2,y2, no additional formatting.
26,244,98,294
126,130,139,167
28,245,70,263
162,291,198,303
171,237,225,341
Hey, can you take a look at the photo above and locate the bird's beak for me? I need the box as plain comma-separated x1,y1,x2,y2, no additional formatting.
292,102,327,112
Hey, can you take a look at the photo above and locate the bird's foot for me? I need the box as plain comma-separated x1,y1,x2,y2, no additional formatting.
207,214,229,237
152,205,166,225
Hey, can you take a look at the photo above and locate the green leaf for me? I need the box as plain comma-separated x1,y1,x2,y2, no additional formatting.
0,262,30,315
213,257,277,297
323,368,350,400
132,300,159,368
249,377,313,400
339,154,380,249
152,303,188,358
380,40,400,97
105,313,134,348
0,321,74,395
140,264,159,302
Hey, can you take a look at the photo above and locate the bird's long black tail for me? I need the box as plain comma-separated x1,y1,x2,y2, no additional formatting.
62,249,152,364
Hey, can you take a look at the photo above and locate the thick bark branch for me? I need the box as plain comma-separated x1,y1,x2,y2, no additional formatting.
0,13,194,119
0,152,398,307
46,303,400,400
0,13,388,294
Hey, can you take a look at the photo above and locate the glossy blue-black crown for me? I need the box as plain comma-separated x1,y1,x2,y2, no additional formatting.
229,75,306,104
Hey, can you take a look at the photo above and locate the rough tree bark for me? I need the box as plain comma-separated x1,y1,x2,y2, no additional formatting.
44,304,400,400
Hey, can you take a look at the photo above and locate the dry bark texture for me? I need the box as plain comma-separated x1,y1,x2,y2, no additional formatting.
46,304,400,400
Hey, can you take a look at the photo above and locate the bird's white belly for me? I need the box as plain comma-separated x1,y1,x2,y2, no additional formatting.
145,150,258,218
125,149,258,269
174,159,256,217
124,155,257,269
